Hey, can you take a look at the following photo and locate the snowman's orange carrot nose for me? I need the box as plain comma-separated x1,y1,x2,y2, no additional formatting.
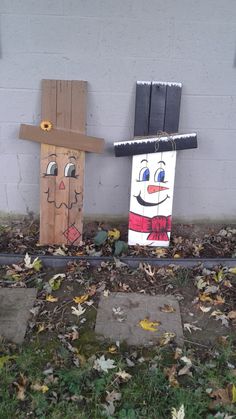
59,180,65,190
147,185,169,194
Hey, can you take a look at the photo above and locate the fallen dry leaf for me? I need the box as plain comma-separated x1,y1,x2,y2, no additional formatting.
213,270,225,283
165,365,179,387
106,389,121,403
209,386,231,408
31,383,49,393
159,332,176,346
139,318,161,332
154,248,168,258
228,311,236,320
14,373,28,401
93,355,116,373
223,279,232,288
174,348,183,360
71,304,86,318
108,229,120,241
171,404,185,419
199,293,213,303
88,285,96,296
184,323,202,333
199,305,212,313
115,369,132,381
210,310,229,326
49,273,65,291
139,262,155,278
37,323,45,333
213,295,225,305
178,357,192,377
160,304,176,313
0,355,17,369
73,294,89,304
196,277,207,290
205,285,219,294
108,345,117,354
53,247,66,256
24,253,42,271
46,295,58,303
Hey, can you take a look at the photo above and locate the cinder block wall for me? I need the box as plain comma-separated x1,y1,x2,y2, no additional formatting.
0,0,235,222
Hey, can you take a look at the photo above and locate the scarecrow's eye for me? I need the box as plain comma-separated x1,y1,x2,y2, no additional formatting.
65,163,76,178
46,161,58,176
154,168,165,183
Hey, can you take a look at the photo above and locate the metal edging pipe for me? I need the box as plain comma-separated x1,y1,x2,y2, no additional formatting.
0,253,235,269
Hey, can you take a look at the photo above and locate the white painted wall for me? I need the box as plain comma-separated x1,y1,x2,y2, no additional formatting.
0,0,236,221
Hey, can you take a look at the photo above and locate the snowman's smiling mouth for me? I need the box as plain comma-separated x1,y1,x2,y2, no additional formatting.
135,192,170,207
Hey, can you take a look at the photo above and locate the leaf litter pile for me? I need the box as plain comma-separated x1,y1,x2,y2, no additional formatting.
0,248,236,417
0,218,236,258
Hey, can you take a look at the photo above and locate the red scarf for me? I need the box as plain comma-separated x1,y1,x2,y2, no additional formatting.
129,212,171,241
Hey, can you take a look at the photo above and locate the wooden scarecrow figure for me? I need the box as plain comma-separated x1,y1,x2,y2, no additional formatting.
114,81,198,247
19,80,104,246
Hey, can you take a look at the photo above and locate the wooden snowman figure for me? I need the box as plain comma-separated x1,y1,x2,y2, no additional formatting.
114,81,198,247
129,146,176,246
114,133,197,247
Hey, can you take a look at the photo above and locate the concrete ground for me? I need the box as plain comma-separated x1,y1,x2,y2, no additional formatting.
95,292,183,346
0,288,37,343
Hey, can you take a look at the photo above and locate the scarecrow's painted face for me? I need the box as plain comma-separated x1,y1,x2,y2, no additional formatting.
130,151,176,218
42,150,82,209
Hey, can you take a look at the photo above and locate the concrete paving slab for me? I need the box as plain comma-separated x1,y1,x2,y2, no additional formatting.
95,293,183,346
0,288,37,344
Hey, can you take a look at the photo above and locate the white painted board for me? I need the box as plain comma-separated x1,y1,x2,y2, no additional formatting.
128,151,177,247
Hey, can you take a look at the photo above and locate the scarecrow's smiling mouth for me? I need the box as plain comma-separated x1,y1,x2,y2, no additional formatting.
44,188,81,209
135,191,170,207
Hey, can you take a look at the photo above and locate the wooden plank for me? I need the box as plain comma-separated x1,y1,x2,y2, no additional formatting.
114,133,197,157
68,81,86,245
53,80,72,245
39,80,88,246
40,80,57,245
134,81,151,136
19,124,104,153
149,82,167,134
164,84,182,133
128,151,176,247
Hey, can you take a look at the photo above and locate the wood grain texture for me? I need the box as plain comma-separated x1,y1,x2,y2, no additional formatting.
134,82,151,136
40,80,57,245
164,84,182,133
39,80,88,245
19,124,104,153
54,80,72,244
68,81,86,243
149,83,167,134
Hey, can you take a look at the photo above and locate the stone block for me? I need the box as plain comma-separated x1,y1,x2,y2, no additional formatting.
95,293,183,346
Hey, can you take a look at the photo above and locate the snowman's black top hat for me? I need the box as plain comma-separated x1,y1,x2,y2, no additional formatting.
114,132,197,157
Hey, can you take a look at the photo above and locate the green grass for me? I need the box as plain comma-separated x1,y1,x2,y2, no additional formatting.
173,267,192,287
0,339,236,419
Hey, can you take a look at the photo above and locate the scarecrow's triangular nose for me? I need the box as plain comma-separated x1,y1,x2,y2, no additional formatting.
147,185,169,194
59,180,65,190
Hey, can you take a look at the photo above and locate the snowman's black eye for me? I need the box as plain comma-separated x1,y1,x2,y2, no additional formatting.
65,163,76,178
46,161,58,176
